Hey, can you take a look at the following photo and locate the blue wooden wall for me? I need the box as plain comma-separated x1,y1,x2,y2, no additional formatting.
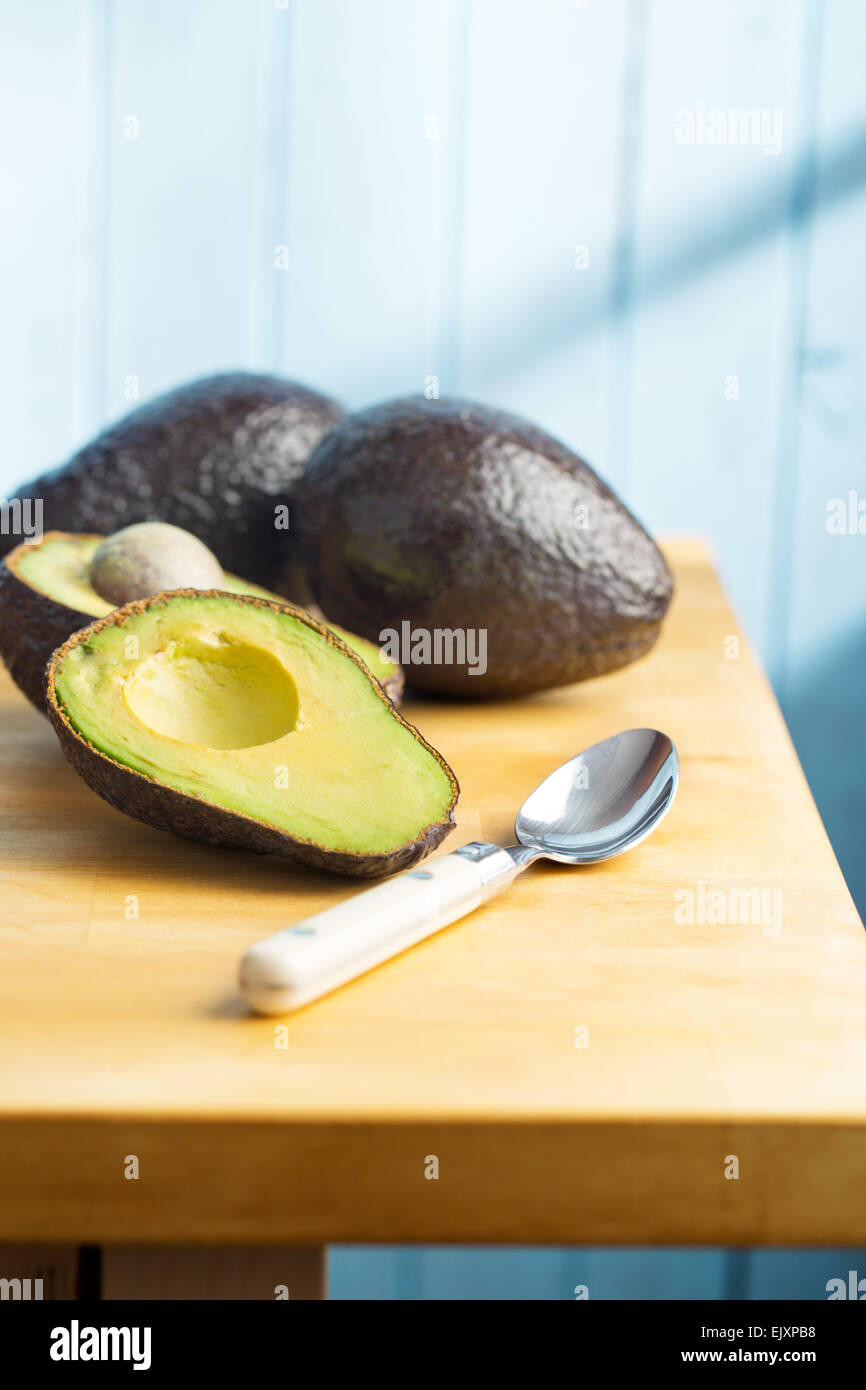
1,0,864,1299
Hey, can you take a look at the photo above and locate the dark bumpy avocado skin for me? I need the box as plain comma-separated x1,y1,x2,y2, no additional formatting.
0,373,343,593
298,396,674,698
46,592,457,878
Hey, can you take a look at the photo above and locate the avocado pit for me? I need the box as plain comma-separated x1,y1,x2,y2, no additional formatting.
89,521,225,606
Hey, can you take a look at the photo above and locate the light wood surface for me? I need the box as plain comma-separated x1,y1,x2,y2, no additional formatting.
0,539,864,1246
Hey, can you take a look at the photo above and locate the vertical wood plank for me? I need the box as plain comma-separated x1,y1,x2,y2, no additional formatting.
573,1248,729,1302
747,1247,866,1300
328,1245,416,1300
454,0,630,467
329,1245,731,1300
282,0,468,407
0,0,105,494
246,0,293,373
101,0,267,421
624,0,811,665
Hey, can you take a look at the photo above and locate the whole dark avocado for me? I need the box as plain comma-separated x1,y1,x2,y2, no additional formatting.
297,396,673,698
0,372,343,594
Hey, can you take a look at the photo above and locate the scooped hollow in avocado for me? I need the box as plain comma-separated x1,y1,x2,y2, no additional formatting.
0,531,403,709
47,591,457,876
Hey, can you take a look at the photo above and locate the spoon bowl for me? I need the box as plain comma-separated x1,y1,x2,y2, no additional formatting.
515,728,678,864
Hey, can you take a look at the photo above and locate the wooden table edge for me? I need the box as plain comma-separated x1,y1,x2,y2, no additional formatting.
1,1114,865,1247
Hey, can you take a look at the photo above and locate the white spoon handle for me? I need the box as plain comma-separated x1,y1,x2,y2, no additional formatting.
239,843,518,1014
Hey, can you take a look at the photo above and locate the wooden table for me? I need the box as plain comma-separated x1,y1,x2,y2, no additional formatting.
1,539,864,1299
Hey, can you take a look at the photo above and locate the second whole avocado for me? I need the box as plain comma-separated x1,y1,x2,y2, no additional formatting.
0,372,343,594
297,396,673,698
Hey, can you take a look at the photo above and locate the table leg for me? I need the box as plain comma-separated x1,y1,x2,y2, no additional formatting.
0,1244,326,1300
0,1244,80,1299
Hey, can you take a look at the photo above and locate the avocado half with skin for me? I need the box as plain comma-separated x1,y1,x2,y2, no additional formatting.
46,591,457,877
0,531,403,711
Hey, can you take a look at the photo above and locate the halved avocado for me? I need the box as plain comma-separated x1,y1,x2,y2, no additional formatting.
0,531,403,710
46,591,457,877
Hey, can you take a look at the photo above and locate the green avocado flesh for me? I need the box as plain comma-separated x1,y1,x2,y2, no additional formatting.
15,533,398,690
16,534,106,616
53,594,453,856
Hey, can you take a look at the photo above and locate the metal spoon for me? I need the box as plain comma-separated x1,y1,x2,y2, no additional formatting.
240,727,678,1015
